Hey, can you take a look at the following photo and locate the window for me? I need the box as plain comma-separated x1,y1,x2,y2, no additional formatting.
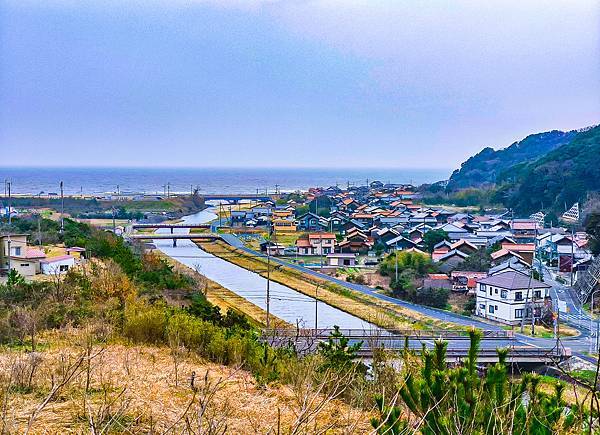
480,284,487,292
515,292,523,301
489,305,495,314
494,288,498,294
20,263,29,267
479,304,485,310
501,290,508,299
534,290,541,299
59,265,69,272
515,309,524,318
14,247,22,256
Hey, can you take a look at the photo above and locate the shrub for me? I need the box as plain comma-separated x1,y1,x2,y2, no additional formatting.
123,302,167,344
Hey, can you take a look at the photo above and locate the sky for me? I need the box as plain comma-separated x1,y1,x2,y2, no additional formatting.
1,0,599,170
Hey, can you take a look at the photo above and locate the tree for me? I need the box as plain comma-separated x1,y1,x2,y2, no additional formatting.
371,329,587,434
318,326,363,372
422,229,450,253
455,248,492,272
7,269,25,287
585,212,600,255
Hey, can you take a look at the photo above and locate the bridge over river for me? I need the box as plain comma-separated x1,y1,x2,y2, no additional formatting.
262,328,570,364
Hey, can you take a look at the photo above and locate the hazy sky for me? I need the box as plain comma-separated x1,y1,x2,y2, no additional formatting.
1,0,599,169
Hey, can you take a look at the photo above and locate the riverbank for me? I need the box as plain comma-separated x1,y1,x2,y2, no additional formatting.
157,250,290,328
196,241,465,332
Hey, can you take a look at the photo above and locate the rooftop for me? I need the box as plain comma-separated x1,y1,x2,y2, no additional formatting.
478,271,550,290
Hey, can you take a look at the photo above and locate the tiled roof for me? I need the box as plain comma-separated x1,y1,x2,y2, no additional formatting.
477,271,550,289
308,233,335,239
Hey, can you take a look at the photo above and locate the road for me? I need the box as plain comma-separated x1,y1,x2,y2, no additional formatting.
219,233,597,355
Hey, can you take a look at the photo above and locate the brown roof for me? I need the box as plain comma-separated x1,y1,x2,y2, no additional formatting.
295,239,311,247
308,233,335,240
491,248,524,260
477,271,550,290
502,243,535,252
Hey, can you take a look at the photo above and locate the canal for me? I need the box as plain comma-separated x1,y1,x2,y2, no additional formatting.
154,208,372,329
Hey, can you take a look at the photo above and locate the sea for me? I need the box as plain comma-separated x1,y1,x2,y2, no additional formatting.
0,167,450,196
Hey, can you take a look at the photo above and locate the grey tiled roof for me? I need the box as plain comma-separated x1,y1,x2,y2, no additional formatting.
478,271,550,290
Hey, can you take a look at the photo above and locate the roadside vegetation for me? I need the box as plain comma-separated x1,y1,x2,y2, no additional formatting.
379,251,450,309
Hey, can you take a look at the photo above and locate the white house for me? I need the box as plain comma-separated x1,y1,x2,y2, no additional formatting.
40,255,75,275
326,253,357,267
475,271,551,325
295,233,336,256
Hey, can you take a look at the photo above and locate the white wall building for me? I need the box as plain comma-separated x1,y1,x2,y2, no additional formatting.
475,271,551,325
40,255,75,275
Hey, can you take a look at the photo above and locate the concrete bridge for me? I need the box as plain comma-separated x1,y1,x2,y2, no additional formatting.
132,223,211,233
128,233,221,247
262,328,570,365
201,193,273,203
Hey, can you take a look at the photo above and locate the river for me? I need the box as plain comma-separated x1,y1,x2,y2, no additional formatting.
154,208,371,329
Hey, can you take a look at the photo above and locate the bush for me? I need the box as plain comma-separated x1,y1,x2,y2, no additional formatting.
123,302,168,344
414,287,449,308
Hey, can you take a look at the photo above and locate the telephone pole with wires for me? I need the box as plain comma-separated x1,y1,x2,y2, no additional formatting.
60,181,65,234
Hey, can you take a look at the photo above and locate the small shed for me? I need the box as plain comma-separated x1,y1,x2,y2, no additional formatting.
326,253,357,267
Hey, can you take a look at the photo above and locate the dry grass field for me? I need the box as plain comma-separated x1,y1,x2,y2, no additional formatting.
0,331,372,433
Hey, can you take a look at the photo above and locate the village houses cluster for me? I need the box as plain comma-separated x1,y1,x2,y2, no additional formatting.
226,181,593,325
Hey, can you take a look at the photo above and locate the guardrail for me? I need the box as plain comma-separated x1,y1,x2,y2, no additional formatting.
261,328,514,339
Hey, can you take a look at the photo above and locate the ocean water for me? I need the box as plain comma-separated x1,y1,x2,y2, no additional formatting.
0,167,450,195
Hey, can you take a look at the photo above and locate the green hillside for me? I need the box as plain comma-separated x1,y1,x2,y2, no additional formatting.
447,130,576,190
495,125,600,214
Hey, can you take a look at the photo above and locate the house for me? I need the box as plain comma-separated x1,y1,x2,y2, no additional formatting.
436,249,469,273
296,212,326,231
491,248,525,266
272,219,297,233
450,271,487,293
423,273,453,290
40,255,76,275
385,235,418,251
66,247,86,259
510,219,540,242
450,240,478,256
296,233,336,255
326,253,357,267
501,242,535,265
432,240,453,261
489,257,530,276
475,271,551,325
435,223,469,241
307,233,336,255
339,229,372,253
0,234,46,277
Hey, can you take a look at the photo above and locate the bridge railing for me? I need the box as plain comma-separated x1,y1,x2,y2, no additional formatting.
261,328,514,340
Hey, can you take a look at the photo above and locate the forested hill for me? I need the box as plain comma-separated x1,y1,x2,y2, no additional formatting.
495,124,600,214
446,129,577,190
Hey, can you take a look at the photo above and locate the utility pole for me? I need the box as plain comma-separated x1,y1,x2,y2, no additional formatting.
60,181,64,234
570,226,575,287
7,180,12,225
314,284,319,331
266,226,271,329
395,240,399,282
6,180,11,275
